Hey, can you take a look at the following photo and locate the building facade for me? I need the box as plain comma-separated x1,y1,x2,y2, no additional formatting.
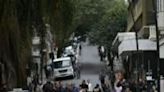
127,0,164,76
127,0,155,38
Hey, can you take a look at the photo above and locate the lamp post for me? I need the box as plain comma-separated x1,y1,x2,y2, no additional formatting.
152,0,160,91
127,1,139,92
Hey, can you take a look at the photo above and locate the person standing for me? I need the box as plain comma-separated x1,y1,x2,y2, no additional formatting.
86,80,93,92
79,43,82,56
42,81,54,92
75,62,81,79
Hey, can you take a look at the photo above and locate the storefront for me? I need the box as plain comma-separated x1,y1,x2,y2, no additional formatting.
119,39,157,80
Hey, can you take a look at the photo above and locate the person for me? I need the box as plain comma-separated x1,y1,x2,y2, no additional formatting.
138,78,146,92
32,74,39,92
99,46,106,61
74,62,81,79
72,83,80,92
114,71,129,92
79,44,82,55
93,84,101,92
98,45,101,56
80,80,88,92
65,82,73,92
86,80,93,92
99,70,106,85
42,81,54,92
53,81,65,92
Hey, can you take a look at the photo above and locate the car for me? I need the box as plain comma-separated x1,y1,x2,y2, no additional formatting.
52,57,75,78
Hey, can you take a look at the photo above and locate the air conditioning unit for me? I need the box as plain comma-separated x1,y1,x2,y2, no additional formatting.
149,25,156,41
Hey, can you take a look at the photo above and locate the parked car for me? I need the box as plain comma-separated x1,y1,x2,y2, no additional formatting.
52,57,75,78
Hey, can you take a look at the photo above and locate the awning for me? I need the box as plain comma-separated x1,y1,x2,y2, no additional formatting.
119,39,157,55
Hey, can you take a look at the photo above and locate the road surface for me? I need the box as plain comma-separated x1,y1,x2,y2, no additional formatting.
61,43,106,87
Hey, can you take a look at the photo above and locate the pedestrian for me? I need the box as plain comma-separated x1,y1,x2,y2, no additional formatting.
98,45,101,56
114,71,129,92
32,74,39,92
79,43,82,55
72,83,80,92
42,81,54,92
53,81,65,92
75,62,81,79
65,82,73,92
86,79,93,92
93,84,101,92
80,80,88,92
99,70,105,85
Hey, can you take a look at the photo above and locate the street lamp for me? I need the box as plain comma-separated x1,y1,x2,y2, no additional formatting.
127,0,139,91
152,0,160,91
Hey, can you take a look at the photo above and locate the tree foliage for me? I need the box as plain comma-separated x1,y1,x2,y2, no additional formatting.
0,0,127,89
73,0,127,49
89,0,127,48
0,0,75,89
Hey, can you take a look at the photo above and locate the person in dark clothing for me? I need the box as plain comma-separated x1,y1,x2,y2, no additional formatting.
32,74,39,92
80,80,88,91
93,84,101,92
42,81,54,92
99,70,105,84
79,44,82,55
98,46,101,56
54,81,65,92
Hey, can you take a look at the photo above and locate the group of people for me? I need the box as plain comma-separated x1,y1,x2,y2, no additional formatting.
41,80,102,92
79,80,101,92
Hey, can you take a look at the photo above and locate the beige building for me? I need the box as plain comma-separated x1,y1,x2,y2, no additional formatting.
127,0,164,76
127,0,155,38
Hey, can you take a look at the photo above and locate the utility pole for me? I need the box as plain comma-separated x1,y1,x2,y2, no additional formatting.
127,1,139,92
152,0,160,91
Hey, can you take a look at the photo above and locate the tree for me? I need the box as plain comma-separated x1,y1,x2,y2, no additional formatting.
0,0,75,89
88,0,127,48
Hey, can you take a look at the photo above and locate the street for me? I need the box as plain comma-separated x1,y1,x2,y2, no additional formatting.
61,42,106,87
1,0,164,92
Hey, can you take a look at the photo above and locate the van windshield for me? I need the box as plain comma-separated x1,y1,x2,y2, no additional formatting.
53,60,71,68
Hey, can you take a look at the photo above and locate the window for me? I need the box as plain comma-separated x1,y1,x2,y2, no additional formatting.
53,60,70,68
157,0,164,12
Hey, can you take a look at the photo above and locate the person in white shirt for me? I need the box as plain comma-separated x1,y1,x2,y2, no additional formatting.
87,80,93,92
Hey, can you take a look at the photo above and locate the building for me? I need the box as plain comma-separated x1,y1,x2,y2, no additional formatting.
31,24,55,80
112,32,157,81
127,0,164,76
45,24,55,65
31,30,41,77
127,0,155,38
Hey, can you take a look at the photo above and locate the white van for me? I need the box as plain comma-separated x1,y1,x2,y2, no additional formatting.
52,57,74,78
